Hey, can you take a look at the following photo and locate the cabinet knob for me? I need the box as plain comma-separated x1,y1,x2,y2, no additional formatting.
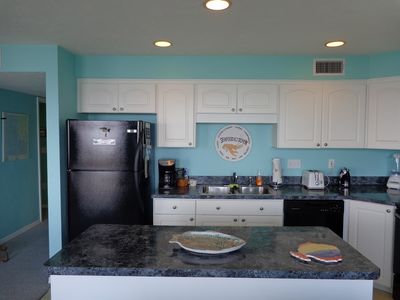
238,108,243,112
316,143,321,147
233,218,238,222
387,209,391,213
120,107,124,111
112,107,117,111
324,142,328,147
188,142,192,146
190,217,194,222
172,205,177,210
260,207,264,211
216,206,221,210
231,108,235,112
241,219,246,222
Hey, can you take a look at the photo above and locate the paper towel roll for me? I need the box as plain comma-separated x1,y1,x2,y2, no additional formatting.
272,158,282,184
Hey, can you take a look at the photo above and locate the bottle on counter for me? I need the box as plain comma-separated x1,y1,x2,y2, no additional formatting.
256,170,263,186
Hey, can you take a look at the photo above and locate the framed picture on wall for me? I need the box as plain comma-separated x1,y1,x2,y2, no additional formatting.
1,112,29,161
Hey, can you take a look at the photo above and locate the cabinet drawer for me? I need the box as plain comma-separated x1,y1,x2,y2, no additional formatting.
153,198,196,215
153,214,195,226
196,199,283,216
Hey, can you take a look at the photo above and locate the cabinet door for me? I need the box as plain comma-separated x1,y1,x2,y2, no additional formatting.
196,84,237,113
237,84,278,114
367,79,400,149
157,83,195,147
348,201,395,289
153,214,195,226
277,84,323,148
78,80,119,113
322,82,366,148
119,82,156,113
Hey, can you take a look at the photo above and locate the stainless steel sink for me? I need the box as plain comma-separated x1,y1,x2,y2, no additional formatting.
239,186,268,194
202,186,231,194
202,185,268,195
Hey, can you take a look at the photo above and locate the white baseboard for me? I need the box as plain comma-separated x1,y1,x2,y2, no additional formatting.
0,220,41,244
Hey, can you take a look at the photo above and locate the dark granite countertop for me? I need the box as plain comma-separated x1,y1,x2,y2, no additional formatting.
153,184,400,206
46,224,379,280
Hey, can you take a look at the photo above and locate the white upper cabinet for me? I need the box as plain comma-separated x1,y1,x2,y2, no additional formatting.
322,82,366,148
277,83,323,148
118,82,156,113
237,84,278,114
78,80,119,113
78,79,156,113
367,77,400,149
276,81,366,148
196,82,278,123
196,84,237,113
156,83,195,147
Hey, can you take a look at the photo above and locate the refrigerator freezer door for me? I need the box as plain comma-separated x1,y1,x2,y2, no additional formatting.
68,170,148,240
67,120,143,171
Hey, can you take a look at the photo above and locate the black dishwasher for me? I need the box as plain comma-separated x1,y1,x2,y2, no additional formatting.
283,200,344,237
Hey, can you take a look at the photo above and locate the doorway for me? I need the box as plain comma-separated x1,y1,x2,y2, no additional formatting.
38,98,48,221
0,72,47,238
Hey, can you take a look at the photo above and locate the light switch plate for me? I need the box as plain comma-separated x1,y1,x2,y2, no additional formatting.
328,159,335,169
287,159,301,169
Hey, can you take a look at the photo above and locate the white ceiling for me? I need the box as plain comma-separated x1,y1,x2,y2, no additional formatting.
1,0,400,97
1,0,400,56
0,73,45,97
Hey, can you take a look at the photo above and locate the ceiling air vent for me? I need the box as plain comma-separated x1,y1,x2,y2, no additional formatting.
314,59,345,75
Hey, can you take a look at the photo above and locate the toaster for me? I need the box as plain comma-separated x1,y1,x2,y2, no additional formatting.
302,170,325,189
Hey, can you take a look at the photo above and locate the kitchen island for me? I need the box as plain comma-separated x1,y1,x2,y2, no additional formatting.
46,224,379,300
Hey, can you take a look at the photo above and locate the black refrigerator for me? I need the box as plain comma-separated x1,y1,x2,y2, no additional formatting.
67,120,154,241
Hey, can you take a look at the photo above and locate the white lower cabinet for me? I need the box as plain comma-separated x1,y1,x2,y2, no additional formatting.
153,198,196,226
153,198,283,227
348,200,395,290
196,199,283,227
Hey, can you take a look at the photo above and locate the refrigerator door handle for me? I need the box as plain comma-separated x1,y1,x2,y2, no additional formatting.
134,173,145,215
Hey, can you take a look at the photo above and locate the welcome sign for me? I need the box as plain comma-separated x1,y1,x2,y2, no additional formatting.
215,125,252,161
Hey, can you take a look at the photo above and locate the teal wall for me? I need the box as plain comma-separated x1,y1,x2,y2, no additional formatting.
57,47,79,244
0,45,76,256
75,55,369,79
369,51,400,78
0,89,39,240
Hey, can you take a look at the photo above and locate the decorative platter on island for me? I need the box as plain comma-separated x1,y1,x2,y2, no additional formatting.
169,231,246,255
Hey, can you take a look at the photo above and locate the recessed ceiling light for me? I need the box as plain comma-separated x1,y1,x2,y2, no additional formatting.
204,0,231,11
154,40,172,48
325,40,345,48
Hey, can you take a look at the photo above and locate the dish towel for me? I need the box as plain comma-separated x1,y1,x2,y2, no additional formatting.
290,242,342,264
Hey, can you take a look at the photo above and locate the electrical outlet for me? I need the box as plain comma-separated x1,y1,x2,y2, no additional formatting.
288,159,301,169
328,159,335,169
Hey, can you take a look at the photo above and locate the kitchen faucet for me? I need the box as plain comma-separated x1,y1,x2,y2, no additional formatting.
231,172,238,184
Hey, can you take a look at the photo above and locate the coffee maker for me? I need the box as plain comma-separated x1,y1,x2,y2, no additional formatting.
339,168,351,188
158,159,176,189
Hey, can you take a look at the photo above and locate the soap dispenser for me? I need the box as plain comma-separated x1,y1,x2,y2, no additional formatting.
256,170,263,186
